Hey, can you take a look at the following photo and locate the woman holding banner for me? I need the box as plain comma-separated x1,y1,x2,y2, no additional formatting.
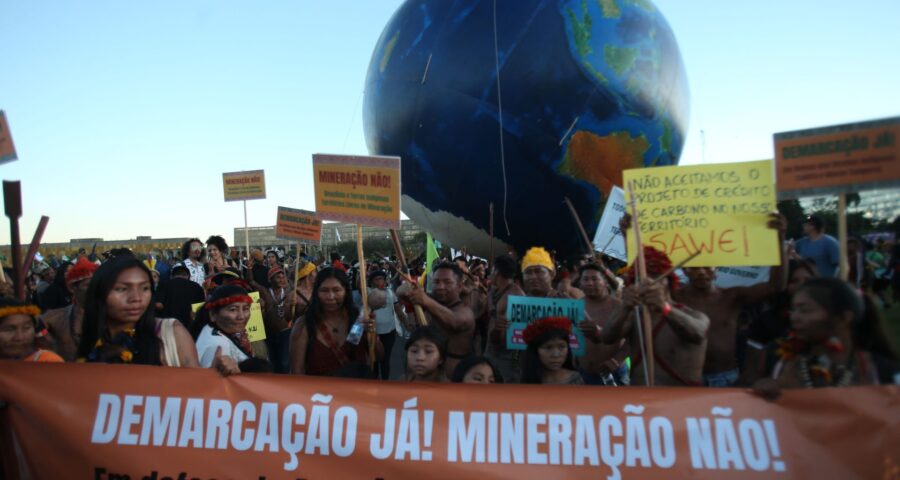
288,267,380,376
77,255,199,367
756,277,899,397
195,284,258,371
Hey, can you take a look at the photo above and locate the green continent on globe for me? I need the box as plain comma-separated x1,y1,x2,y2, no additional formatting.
558,130,649,196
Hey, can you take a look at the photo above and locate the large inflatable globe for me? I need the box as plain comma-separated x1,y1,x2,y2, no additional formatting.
364,0,689,256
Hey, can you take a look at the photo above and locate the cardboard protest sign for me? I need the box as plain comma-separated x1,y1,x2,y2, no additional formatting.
312,154,401,229
592,186,627,261
715,266,769,289
623,160,779,267
192,291,266,342
774,117,900,198
0,110,18,165
505,295,587,356
222,170,266,201
275,206,322,242
1,363,897,479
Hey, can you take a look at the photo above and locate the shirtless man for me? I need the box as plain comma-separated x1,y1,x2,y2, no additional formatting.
41,256,97,361
674,213,787,387
577,263,627,385
404,262,475,376
485,254,526,383
599,247,710,386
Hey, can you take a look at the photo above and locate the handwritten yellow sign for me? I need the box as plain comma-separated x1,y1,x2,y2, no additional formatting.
0,110,18,165
192,291,266,342
312,154,401,229
623,160,779,267
222,170,266,202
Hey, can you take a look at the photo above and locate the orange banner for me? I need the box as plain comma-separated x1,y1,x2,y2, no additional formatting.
0,362,897,479
774,117,900,198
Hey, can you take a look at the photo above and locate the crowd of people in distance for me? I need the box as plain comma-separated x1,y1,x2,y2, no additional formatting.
3,214,899,399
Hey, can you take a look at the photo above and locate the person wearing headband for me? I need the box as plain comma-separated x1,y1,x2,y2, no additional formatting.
0,297,63,362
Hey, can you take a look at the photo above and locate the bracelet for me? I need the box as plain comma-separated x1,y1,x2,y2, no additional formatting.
661,302,673,317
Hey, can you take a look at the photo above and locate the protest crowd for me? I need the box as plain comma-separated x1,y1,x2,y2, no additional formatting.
2,210,898,397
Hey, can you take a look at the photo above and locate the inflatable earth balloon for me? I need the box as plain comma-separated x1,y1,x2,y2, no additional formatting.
363,0,689,257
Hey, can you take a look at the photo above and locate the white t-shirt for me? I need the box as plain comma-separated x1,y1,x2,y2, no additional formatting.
183,259,206,286
195,324,250,368
373,287,398,335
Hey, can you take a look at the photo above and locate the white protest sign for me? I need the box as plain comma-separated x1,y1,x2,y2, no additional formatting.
592,186,627,261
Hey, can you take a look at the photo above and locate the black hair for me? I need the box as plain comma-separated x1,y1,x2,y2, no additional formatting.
451,355,504,384
189,284,250,339
799,277,899,363
181,238,203,260
206,235,229,255
303,267,359,344
238,357,273,373
493,254,517,280
0,297,36,326
405,325,447,360
522,328,575,384
335,361,378,379
432,261,463,282
78,256,160,365
804,215,825,232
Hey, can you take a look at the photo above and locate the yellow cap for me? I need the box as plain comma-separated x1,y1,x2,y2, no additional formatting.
521,247,554,273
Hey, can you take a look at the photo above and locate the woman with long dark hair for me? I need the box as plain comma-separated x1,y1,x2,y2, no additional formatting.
521,317,583,385
288,267,379,376
755,277,899,398
77,255,199,367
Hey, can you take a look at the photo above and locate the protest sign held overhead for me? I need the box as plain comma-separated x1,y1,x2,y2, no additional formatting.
774,116,900,198
623,160,780,267
505,295,587,356
313,154,401,229
0,110,17,165
275,206,322,242
592,186,627,261
222,169,266,202
0,363,897,480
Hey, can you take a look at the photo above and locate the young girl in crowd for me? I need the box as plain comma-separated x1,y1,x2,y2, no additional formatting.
405,325,447,382
756,277,899,397
0,297,63,362
77,255,199,367
451,355,503,384
522,317,583,385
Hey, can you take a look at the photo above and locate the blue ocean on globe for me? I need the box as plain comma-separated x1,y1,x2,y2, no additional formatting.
363,0,689,256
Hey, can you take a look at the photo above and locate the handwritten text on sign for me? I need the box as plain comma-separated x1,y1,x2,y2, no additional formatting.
222,170,266,202
313,154,401,229
2,363,896,479
505,295,587,356
275,206,322,242
623,160,779,267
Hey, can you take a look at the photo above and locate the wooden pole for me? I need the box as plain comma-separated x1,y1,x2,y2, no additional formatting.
563,197,595,255
243,200,251,265
390,229,427,326
357,225,375,368
489,202,495,264
21,216,50,293
627,181,655,387
3,181,23,299
837,193,849,281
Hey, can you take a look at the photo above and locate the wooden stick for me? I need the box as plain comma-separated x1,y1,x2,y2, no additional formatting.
564,197,595,255
627,181,655,387
356,225,375,369
389,229,428,326
292,241,302,322
654,250,702,282
489,202,495,265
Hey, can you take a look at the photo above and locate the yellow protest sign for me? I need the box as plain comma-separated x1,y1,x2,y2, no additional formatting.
623,160,779,267
275,206,322,242
313,154,401,229
0,110,18,165
222,170,266,202
192,291,266,342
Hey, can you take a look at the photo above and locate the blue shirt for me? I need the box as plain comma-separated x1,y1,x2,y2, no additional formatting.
795,234,840,277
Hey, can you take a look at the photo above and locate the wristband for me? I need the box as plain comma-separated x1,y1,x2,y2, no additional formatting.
661,302,673,317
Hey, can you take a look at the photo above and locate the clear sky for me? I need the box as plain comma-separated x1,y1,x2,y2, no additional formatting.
1,0,898,245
